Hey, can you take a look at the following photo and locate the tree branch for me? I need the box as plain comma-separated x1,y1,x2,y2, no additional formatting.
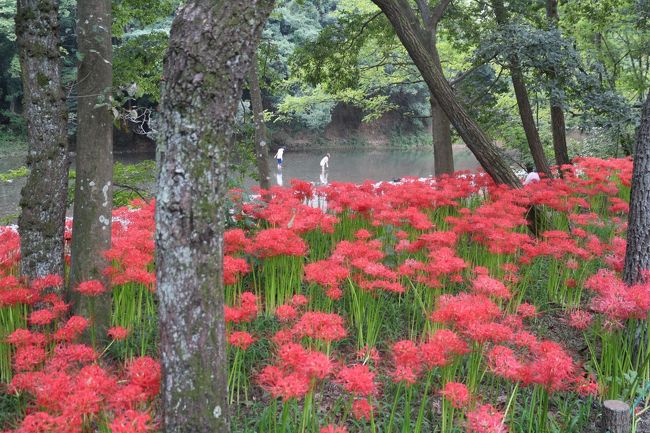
431,0,454,25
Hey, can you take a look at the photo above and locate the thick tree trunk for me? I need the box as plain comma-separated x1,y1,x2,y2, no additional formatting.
70,0,113,341
249,52,271,191
624,92,650,285
546,0,571,167
491,0,551,178
156,1,273,432
15,0,69,281
372,0,520,187
431,95,453,175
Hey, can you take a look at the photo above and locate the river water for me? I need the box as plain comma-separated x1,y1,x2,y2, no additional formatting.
0,146,479,221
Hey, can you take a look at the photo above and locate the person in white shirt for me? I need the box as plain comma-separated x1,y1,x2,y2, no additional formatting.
320,153,330,174
274,147,285,169
523,163,541,185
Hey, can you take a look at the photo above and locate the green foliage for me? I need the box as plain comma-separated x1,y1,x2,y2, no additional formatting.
0,166,27,182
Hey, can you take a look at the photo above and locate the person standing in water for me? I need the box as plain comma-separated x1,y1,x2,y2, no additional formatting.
320,153,330,174
274,147,285,170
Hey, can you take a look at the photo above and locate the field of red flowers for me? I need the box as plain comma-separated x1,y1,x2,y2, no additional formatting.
1,157,649,433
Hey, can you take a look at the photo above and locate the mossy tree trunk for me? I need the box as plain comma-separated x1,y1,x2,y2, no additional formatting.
373,0,520,187
491,0,552,177
624,92,650,285
250,52,271,191
70,0,113,341
156,1,274,431
15,0,69,282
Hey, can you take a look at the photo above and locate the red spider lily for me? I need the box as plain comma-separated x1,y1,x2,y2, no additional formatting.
246,228,307,258
440,382,470,408
466,404,508,433
74,280,108,297
223,255,250,285
471,275,511,300
53,316,89,342
128,357,160,398
336,364,377,396
292,312,347,342
568,310,593,330
320,425,349,433
352,398,374,420
225,291,259,324
108,326,130,341
228,331,256,350
275,304,298,322
109,409,156,433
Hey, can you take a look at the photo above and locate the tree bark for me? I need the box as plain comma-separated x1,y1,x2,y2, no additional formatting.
249,52,271,191
431,95,453,175
491,0,552,178
156,1,274,432
372,0,520,187
70,0,113,341
624,91,650,285
601,400,631,433
546,0,571,167
15,0,69,281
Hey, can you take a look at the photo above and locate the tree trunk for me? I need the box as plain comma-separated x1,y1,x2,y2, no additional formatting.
249,52,271,191
546,0,571,167
491,0,552,177
431,95,454,175
156,1,274,432
15,0,69,281
69,0,114,341
624,91,650,285
372,0,520,187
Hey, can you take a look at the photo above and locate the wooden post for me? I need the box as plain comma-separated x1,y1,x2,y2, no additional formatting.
602,400,631,433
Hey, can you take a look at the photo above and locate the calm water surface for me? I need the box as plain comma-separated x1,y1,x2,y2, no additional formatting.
0,146,479,220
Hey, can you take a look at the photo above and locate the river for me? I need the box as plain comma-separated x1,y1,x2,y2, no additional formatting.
0,146,479,221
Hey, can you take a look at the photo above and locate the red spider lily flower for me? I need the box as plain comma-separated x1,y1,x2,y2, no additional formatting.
568,310,593,330
466,404,508,433
257,367,310,401
487,345,523,382
336,364,377,396
391,340,421,384
128,357,160,398
247,228,307,258
13,345,47,372
304,259,349,288
29,309,56,326
320,425,349,433
471,275,511,300
276,304,298,322
292,312,347,342
291,294,308,307
6,329,47,347
420,329,469,369
516,303,538,319
223,255,250,285
227,331,256,350
53,316,89,342
108,326,130,341
573,374,600,397
30,274,63,292
224,228,249,255
225,291,259,324
352,398,374,420
109,410,156,433
74,280,107,297
440,382,470,408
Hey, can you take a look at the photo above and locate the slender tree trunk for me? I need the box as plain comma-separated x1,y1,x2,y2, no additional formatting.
156,1,273,431
15,0,69,281
428,29,453,176
249,52,270,191
491,0,552,177
372,0,520,187
431,95,453,175
546,0,571,167
69,0,113,340
624,92,650,285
